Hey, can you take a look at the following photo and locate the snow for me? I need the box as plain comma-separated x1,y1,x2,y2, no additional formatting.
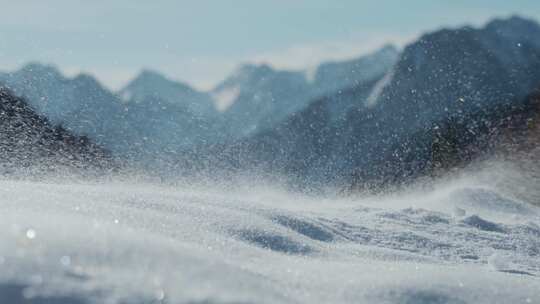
365,69,395,107
0,168,538,303
211,86,240,112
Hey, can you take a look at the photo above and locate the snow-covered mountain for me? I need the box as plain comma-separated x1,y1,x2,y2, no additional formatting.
0,65,220,157
123,94,221,157
120,69,217,118
212,45,399,138
117,70,224,156
370,15,540,135
0,44,399,157
213,64,314,137
312,44,399,95
192,16,540,188
3,16,539,184
341,16,540,184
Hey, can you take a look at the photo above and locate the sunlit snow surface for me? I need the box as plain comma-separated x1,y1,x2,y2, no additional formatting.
0,165,539,303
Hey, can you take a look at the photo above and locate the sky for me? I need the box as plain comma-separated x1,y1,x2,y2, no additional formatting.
0,0,539,91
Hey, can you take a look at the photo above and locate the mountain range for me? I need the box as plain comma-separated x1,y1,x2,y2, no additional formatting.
1,15,539,189
0,44,398,159
187,15,540,189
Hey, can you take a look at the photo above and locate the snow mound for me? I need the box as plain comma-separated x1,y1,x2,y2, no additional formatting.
0,179,538,303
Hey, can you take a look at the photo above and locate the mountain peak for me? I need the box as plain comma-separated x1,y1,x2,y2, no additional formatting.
377,44,399,55
483,15,540,44
213,63,278,94
312,44,399,92
72,73,102,86
125,69,196,92
230,63,276,81
18,62,63,79
135,69,171,83
485,15,540,31
120,69,217,116
120,69,197,103
237,63,274,73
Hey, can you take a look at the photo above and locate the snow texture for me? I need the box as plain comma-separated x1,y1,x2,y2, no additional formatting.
0,170,538,304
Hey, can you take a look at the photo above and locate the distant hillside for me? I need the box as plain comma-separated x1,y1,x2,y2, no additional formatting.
184,16,540,190
0,88,114,176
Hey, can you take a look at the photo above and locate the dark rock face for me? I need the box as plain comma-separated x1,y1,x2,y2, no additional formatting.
355,87,540,189
0,88,114,175
374,16,540,135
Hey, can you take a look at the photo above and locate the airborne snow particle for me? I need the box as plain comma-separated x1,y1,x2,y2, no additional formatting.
155,289,165,301
60,255,72,266
25,229,36,239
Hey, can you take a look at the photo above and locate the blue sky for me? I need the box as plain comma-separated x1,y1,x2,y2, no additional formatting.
0,0,539,90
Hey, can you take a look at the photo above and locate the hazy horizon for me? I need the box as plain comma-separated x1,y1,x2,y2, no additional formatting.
1,0,539,91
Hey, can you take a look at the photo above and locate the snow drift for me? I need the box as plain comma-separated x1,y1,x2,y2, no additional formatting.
0,158,538,304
